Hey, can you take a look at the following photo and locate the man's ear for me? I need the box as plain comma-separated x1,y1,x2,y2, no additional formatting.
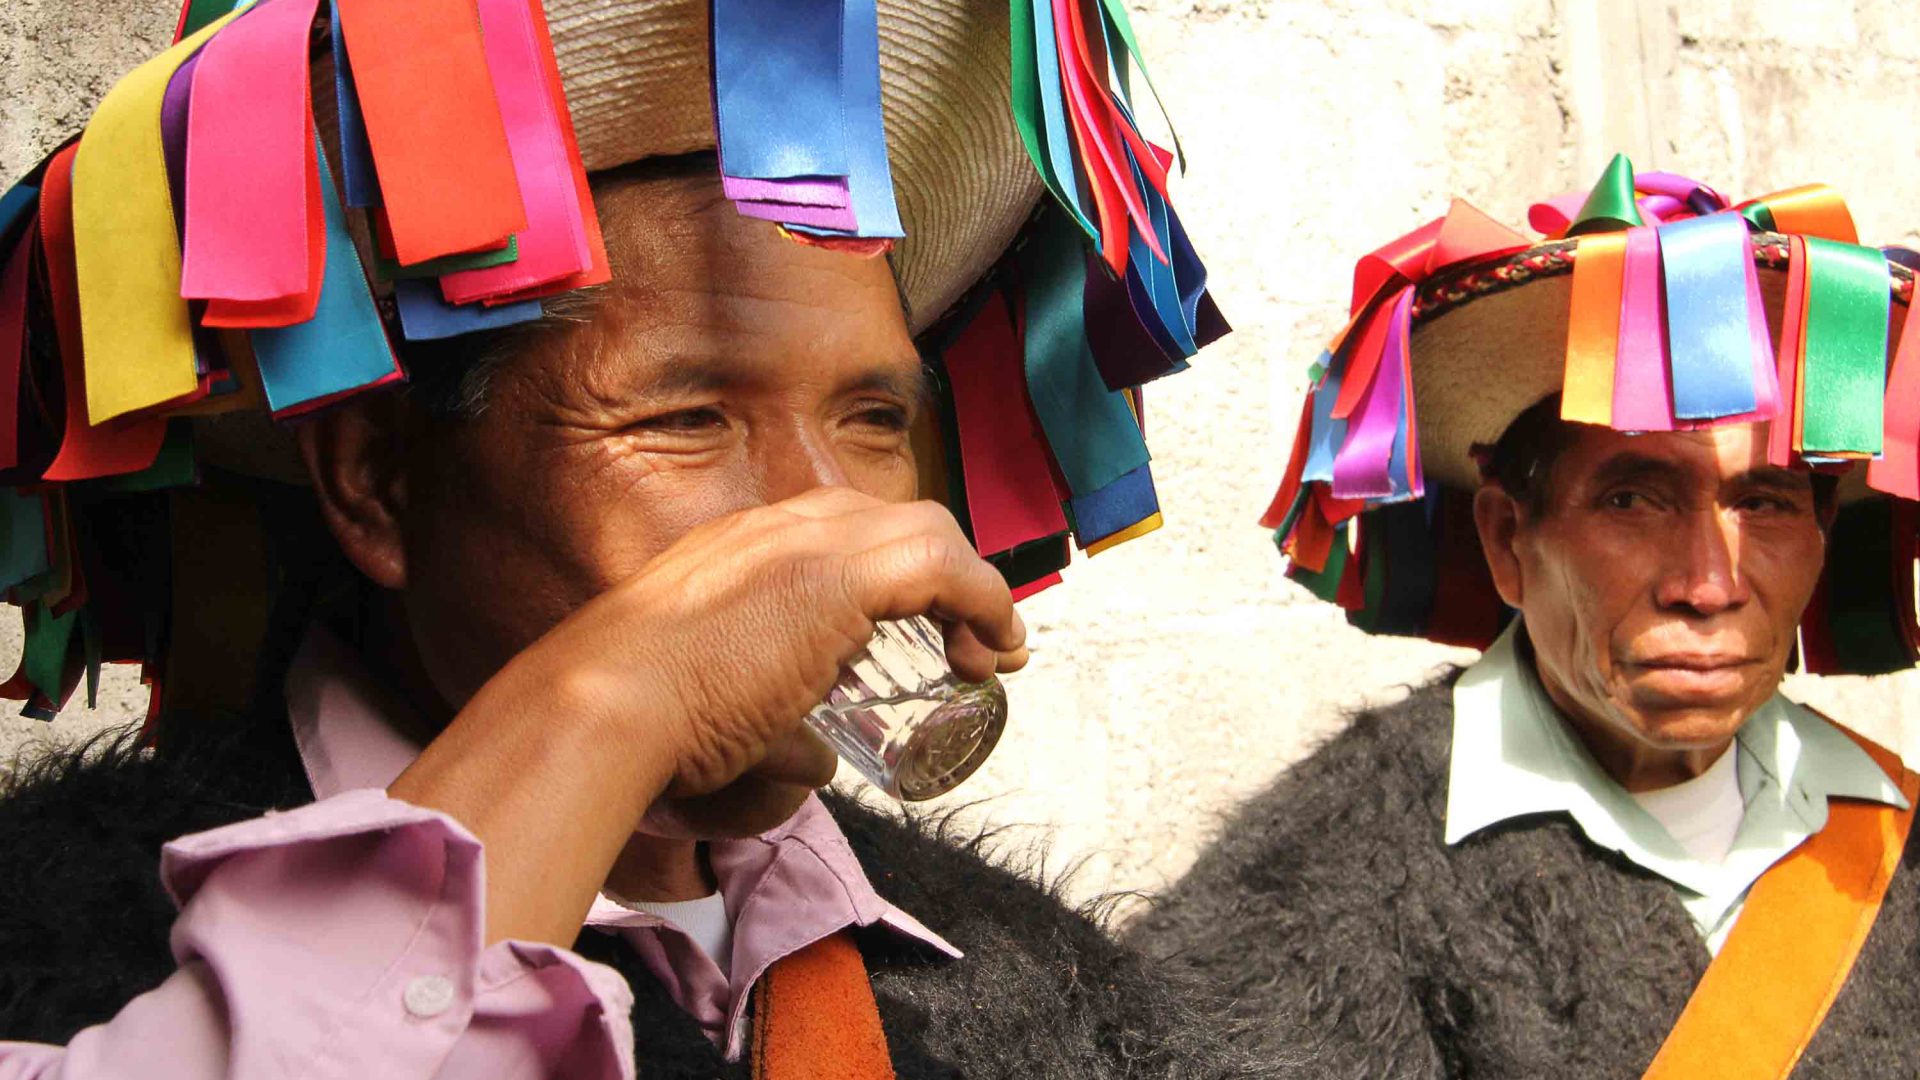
296,392,414,591
1472,483,1528,610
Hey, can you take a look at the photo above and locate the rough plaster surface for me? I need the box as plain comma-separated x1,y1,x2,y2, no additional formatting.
4,0,1918,916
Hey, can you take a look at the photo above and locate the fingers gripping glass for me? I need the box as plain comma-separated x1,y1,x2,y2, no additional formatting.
803,616,1007,801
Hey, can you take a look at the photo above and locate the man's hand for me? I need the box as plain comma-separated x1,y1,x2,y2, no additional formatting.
390,488,1025,945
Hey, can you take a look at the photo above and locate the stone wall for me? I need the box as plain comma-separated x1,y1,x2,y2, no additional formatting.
5,0,1918,913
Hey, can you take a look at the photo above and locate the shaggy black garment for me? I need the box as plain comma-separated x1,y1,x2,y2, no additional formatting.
1127,672,1920,1079
0,706,1272,1078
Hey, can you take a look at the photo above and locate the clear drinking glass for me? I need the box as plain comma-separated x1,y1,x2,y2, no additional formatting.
803,615,1007,801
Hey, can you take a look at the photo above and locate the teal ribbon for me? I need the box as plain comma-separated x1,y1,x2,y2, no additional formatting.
250,135,398,415
1020,208,1150,497
0,490,47,592
1799,237,1890,454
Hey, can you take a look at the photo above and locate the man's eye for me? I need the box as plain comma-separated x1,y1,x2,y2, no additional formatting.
850,404,911,431
1603,489,1648,511
637,407,726,432
1735,494,1797,515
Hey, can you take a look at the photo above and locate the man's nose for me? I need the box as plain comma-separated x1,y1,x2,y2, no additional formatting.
760,422,851,502
1653,508,1752,616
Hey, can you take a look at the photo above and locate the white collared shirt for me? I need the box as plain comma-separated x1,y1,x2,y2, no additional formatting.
1446,620,1909,954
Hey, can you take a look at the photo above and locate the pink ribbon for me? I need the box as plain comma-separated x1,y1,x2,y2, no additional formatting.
1332,286,1414,499
1611,226,1676,431
180,0,320,302
440,0,593,304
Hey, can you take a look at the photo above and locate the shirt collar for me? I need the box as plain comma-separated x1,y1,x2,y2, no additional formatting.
1445,619,1908,903
284,624,960,1053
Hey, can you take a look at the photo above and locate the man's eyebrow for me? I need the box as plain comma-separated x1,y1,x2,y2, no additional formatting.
627,354,932,405
1727,466,1814,494
1586,453,1686,488
840,361,933,408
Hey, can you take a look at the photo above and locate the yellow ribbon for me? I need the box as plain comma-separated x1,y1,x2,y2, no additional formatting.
72,11,243,425
1085,512,1162,556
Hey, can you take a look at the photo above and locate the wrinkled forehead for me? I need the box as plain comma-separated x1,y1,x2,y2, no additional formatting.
1551,422,1793,488
491,163,920,403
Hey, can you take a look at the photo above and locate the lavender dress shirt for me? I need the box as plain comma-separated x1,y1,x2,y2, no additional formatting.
0,627,956,1078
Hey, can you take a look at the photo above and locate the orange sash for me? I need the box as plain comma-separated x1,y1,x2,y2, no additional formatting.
1644,730,1920,1080
751,931,896,1080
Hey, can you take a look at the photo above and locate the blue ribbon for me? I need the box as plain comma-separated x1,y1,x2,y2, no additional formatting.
1659,212,1759,419
1031,0,1096,237
394,279,542,341
1021,214,1150,496
1068,462,1158,546
330,1,381,208
0,183,37,246
1302,355,1346,484
832,0,900,237
1124,151,1196,357
249,135,397,414
712,0,848,180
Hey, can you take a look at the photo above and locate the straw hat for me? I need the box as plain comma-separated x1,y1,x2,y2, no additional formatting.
1262,156,1920,673
540,0,1041,332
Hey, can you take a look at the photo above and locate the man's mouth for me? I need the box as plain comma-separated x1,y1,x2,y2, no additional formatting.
1629,653,1756,672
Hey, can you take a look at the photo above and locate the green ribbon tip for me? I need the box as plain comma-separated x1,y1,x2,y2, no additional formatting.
1567,153,1645,237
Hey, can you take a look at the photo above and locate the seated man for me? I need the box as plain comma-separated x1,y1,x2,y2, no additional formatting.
1133,161,1920,1078
0,2,1249,1076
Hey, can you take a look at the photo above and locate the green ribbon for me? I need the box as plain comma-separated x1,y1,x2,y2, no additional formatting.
177,0,247,40
1009,0,1097,238
1799,237,1889,455
373,236,521,283
1824,499,1913,674
1094,0,1184,170
1345,522,1388,633
1567,153,1645,236
22,600,78,705
1739,203,1779,233
1020,209,1150,496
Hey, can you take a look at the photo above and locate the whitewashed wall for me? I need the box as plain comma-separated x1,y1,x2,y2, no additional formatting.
5,0,1918,913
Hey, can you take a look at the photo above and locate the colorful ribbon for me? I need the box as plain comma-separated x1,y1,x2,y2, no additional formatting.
38,145,169,482
333,0,525,266
1609,226,1676,432
1659,212,1762,421
1020,211,1150,499
180,0,323,306
72,10,244,425
437,0,598,303
940,289,1070,557
247,135,401,418
1796,237,1889,456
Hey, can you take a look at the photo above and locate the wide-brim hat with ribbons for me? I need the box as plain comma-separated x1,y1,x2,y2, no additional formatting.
1262,154,1918,676
0,0,1225,727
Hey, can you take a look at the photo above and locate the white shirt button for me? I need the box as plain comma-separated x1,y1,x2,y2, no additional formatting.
403,975,457,1019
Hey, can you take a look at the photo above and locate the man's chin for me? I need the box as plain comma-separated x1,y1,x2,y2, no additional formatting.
637,776,821,840
1620,696,1756,749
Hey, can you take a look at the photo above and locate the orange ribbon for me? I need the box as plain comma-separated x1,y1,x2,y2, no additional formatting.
752,931,895,1080
1562,231,1629,425
1643,727,1919,1080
